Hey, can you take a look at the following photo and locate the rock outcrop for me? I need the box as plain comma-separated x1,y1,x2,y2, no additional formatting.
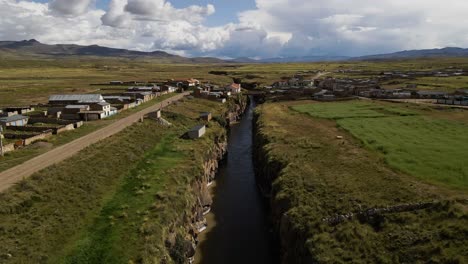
252,111,311,264
164,98,247,263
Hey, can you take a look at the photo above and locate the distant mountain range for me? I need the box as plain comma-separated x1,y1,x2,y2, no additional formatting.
232,48,468,63
0,39,224,63
228,56,350,63
1,39,468,63
352,47,468,60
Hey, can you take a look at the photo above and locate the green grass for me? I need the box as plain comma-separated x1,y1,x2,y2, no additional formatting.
62,135,184,264
255,102,468,263
406,76,468,91
0,121,168,263
292,101,417,119
293,101,468,189
338,116,468,188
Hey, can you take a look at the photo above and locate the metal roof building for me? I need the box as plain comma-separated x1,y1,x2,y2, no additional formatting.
65,105,90,109
48,94,105,104
0,114,29,127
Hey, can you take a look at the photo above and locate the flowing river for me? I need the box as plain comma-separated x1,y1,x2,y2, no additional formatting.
195,98,278,264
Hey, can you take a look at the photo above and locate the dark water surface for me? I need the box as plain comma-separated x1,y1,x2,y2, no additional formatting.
195,99,278,264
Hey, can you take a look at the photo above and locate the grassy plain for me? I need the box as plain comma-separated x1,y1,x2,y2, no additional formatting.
256,101,467,263
292,100,468,189
2,57,468,107
0,98,228,263
1,56,468,263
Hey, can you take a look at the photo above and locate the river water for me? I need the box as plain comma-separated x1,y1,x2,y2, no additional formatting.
195,99,278,264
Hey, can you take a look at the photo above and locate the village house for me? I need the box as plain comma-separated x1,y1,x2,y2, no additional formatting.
358,88,384,98
127,85,160,93
226,83,241,94
60,102,117,121
194,87,209,97
272,80,289,88
61,105,90,120
90,102,111,112
314,90,335,100
417,91,448,99
161,85,178,93
0,114,29,128
167,78,200,88
201,83,219,91
300,79,315,87
287,77,301,87
123,91,154,103
188,125,206,139
78,111,103,121
102,95,133,104
317,78,336,90
437,97,468,106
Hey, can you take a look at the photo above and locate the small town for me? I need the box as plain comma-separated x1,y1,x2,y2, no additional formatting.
0,78,242,156
265,68,468,105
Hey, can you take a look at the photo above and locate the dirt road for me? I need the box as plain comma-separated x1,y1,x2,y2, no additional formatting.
0,92,190,193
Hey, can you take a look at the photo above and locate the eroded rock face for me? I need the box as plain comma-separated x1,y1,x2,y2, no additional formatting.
166,102,249,263
164,134,228,263
252,112,309,264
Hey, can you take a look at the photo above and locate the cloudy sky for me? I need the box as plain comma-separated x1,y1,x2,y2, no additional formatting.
1,0,468,58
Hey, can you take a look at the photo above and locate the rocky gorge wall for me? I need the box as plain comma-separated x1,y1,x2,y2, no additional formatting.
163,98,248,263
252,110,313,264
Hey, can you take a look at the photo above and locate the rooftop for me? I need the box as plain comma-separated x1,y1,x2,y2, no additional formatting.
417,91,448,95
65,105,89,109
0,114,29,123
190,125,205,132
228,83,241,89
49,94,104,103
102,96,132,100
124,91,153,95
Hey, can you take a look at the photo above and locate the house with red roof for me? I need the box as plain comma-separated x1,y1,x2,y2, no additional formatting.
226,83,241,94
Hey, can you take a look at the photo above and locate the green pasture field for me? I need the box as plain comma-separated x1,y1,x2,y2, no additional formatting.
293,100,468,189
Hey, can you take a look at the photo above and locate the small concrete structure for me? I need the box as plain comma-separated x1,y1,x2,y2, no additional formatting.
188,125,206,139
200,112,212,122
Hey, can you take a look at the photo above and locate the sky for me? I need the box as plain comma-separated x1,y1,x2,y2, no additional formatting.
1,0,468,58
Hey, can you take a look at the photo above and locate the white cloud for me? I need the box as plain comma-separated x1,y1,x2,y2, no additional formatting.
1,0,468,58
123,0,214,23
49,0,94,16
238,0,468,56
101,0,130,27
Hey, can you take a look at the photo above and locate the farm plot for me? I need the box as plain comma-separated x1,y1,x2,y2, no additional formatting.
293,101,468,189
